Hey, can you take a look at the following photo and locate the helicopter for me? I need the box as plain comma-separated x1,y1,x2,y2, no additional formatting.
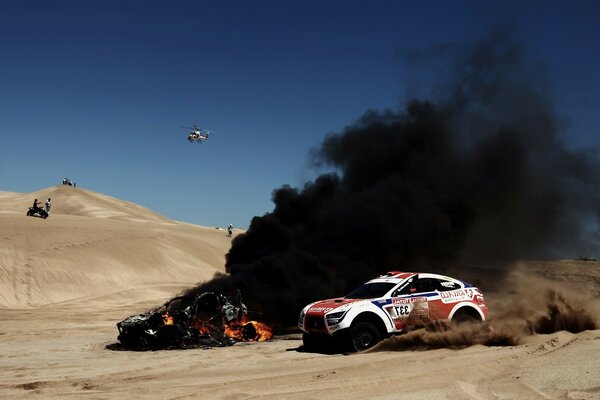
185,125,213,143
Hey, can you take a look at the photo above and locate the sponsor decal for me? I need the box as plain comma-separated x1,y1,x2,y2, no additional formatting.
440,281,458,288
439,289,474,303
392,297,427,304
308,306,334,313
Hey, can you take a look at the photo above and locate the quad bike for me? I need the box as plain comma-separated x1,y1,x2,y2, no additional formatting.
27,207,49,219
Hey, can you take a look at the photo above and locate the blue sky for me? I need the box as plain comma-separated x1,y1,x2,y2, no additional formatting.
1,1,599,228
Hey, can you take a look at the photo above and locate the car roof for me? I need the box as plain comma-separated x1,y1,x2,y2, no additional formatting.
367,271,417,284
366,271,466,285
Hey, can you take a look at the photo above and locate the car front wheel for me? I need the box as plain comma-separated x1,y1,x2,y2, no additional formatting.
349,321,381,352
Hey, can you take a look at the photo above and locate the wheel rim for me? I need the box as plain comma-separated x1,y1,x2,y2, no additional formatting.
354,327,377,350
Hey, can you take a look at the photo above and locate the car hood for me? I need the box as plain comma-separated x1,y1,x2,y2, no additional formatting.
305,298,365,315
117,311,156,328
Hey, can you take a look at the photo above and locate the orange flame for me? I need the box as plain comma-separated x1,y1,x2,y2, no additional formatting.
224,317,274,342
197,325,213,335
190,319,216,335
162,313,174,326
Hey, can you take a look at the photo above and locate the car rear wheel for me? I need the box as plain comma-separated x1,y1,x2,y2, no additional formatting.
349,321,381,352
451,309,481,325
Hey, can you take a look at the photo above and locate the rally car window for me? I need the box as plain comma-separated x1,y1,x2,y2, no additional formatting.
414,278,437,293
393,278,436,296
392,278,414,296
345,282,396,299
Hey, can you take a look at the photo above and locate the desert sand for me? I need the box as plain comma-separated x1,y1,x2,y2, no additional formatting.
1,185,599,399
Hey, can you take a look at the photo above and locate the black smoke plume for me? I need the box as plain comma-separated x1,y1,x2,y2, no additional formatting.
186,29,600,329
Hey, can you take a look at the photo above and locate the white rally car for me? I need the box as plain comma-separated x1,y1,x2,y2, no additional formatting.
298,271,488,352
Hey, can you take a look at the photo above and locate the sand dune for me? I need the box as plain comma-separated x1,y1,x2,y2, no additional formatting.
1,185,599,399
1,185,172,222
0,185,232,308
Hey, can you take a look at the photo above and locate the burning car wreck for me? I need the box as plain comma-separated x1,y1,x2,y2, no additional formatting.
114,291,273,351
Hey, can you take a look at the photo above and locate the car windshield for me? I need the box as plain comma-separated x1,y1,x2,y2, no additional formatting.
345,282,396,299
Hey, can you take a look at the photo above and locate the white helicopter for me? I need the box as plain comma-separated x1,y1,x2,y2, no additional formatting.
185,125,214,143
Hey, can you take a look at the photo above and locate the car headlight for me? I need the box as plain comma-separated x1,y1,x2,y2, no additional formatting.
298,310,306,326
326,310,347,326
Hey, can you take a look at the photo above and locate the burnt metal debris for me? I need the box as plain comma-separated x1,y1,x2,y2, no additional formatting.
111,291,251,351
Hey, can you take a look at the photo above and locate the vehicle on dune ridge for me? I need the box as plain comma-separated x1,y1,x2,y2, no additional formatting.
26,207,48,219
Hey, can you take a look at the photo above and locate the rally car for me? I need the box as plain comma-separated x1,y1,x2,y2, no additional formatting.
298,271,488,352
